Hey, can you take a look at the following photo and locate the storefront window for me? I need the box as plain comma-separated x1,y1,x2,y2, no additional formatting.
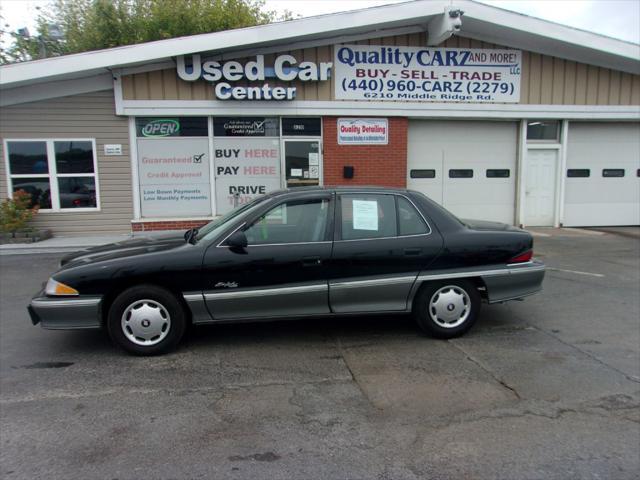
282,118,321,136
6,139,99,210
135,117,211,218
212,117,281,214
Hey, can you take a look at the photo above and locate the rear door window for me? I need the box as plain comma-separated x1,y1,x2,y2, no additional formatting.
397,196,429,236
340,194,397,240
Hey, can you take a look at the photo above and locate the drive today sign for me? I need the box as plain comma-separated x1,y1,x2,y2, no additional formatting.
334,45,521,103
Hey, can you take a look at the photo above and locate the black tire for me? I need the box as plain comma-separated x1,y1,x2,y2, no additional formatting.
107,285,186,356
413,279,481,339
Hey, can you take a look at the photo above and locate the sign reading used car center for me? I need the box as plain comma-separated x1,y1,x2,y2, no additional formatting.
177,54,332,100
335,45,521,103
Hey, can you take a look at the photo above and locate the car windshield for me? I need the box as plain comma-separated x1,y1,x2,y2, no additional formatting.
194,196,268,243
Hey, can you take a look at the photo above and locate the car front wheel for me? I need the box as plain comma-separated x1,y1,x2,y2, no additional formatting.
413,280,480,338
107,285,186,355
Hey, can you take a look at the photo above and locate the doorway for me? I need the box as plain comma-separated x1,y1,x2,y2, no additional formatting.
524,149,558,226
282,140,321,188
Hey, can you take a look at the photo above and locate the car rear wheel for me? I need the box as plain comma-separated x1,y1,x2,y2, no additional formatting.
413,280,480,338
107,285,186,355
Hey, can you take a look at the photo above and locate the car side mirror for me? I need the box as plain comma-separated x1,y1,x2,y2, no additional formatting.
226,230,248,249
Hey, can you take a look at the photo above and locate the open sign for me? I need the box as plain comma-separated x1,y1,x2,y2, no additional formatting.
141,119,181,137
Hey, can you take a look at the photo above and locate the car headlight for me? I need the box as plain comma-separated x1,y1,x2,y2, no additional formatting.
45,278,79,296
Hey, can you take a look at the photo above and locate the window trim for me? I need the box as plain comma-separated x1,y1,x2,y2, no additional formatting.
4,138,101,213
335,192,432,242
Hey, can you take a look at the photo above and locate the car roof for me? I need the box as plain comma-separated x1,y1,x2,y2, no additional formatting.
266,186,414,198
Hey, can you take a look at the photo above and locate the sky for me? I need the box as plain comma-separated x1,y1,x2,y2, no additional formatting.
1,0,639,44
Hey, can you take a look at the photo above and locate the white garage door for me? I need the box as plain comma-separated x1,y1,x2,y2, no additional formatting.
407,120,518,224
564,122,640,227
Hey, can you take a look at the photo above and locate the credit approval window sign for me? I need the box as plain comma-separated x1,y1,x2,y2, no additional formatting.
338,118,388,145
137,138,212,218
334,45,521,103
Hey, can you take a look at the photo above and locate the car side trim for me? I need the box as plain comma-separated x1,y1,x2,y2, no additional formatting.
417,263,545,282
202,283,327,301
330,275,416,289
414,261,545,305
182,292,212,323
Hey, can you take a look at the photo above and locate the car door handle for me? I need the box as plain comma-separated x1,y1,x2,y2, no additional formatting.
302,256,322,267
403,248,422,256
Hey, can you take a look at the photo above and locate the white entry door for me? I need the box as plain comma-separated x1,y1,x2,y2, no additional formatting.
524,149,558,226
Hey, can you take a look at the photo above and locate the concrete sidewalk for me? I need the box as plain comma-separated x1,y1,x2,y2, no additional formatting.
0,230,184,255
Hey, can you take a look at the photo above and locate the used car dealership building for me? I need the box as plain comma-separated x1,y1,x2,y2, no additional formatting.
0,0,638,235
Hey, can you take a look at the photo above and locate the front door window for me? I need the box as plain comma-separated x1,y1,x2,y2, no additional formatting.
244,198,330,245
284,140,321,188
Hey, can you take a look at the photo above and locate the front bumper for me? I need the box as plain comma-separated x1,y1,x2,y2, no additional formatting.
28,293,102,330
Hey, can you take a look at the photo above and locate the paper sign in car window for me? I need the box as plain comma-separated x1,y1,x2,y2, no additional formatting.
352,200,378,231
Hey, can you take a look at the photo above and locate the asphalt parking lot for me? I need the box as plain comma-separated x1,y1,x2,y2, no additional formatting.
1,228,639,480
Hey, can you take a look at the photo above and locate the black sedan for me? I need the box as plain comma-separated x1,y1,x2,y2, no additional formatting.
29,187,545,355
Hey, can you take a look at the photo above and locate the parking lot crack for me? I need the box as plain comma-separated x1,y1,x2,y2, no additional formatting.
532,326,640,385
335,336,381,411
434,393,640,429
449,340,521,400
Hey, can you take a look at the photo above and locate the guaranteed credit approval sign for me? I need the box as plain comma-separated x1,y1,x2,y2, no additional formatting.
334,45,521,103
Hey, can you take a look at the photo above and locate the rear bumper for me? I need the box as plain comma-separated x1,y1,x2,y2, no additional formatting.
482,260,546,303
28,294,102,330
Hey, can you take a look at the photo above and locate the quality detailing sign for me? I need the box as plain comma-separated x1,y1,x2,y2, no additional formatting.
334,45,521,103
177,54,332,101
338,118,388,144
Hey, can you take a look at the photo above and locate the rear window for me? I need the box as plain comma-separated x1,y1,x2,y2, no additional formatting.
397,197,429,236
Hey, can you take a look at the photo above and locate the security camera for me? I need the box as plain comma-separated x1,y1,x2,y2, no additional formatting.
449,9,464,31
427,7,464,45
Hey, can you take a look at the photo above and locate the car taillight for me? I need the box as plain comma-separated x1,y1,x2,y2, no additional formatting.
510,250,533,263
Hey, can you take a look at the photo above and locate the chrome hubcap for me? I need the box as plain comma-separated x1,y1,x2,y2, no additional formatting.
121,299,171,346
429,285,471,328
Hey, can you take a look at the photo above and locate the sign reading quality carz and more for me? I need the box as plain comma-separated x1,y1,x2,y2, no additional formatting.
334,45,521,103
